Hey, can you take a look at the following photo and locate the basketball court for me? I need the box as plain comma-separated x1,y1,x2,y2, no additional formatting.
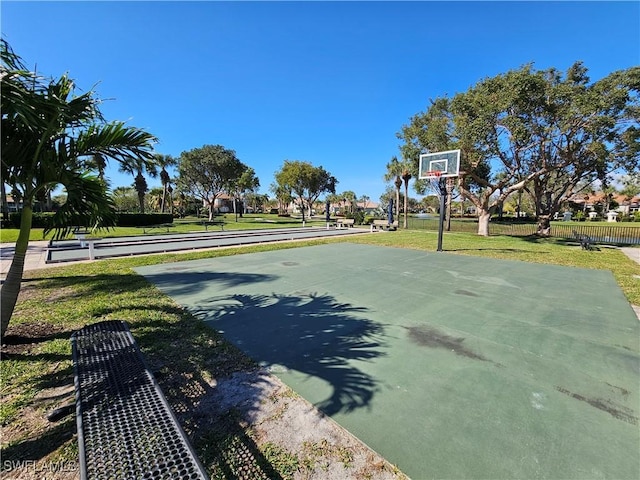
135,242,640,479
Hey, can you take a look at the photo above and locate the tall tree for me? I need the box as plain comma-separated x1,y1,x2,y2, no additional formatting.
269,182,293,215
177,144,246,221
233,166,260,219
0,40,156,338
399,63,639,236
341,190,357,214
274,160,337,222
119,157,157,214
359,194,370,211
154,153,176,213
522,64,640,234
383,156,404,220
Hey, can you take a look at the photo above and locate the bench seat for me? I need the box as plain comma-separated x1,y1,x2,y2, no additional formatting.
371,220,398,231
71,320,209,480
336,218,355,229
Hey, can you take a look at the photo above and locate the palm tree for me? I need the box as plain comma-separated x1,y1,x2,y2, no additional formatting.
384,156,404,220
154,154,176,213
119,157,158,214
0,40,157,339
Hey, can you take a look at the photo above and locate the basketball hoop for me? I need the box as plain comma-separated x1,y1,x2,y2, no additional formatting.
418,149,461,252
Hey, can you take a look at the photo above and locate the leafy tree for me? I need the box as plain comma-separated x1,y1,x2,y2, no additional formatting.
269,182,293,215
620,173,640,201
325,193,342,214
112,186,138,212
378,185,397,215
273,160,337,221
177,144,246,221
245,192,269,213
399,63,639,236
341,190,357,213
519,64,639,234
0,40,156,338
359,194,370,210
232,166,260,219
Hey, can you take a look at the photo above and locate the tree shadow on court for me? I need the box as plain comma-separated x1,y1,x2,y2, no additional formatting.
190,291,386,416
136,270,280,296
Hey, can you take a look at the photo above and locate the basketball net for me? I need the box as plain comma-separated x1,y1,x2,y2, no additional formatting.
425,171,444,195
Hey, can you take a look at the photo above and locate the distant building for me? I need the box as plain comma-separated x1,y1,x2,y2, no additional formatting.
569,192,640,216
1,195,23,213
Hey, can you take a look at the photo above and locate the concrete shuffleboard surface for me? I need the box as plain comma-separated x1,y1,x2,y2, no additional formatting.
135,243,640,479
46,227,367,263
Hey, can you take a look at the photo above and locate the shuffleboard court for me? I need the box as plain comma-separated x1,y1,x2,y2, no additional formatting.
46,227,367,263
135,243,640,479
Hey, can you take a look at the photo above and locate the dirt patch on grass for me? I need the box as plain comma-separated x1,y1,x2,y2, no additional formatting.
1,322,69,356
192,370,407,480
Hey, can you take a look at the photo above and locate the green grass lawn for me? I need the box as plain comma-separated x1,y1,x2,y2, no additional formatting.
1,231,638,479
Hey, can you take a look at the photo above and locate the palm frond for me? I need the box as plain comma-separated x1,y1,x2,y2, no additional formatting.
44,171,117,240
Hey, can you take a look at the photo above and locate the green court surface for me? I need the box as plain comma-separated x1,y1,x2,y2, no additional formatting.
135,243,640,479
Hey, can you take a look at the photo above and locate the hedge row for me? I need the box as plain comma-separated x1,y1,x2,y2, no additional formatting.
8,212,173,229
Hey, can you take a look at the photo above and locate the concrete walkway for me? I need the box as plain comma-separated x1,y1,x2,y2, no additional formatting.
0,240,51,279
621,246,640,265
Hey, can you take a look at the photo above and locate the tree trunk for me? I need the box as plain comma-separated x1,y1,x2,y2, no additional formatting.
403,184,409,229
536,215,551,236
1,204,32,341
477,210,491,236
1,181,8,222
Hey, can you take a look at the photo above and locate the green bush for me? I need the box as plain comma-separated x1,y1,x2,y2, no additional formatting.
9,212,55,228
116,213,173,227
346,210,365,225
9,212,173,228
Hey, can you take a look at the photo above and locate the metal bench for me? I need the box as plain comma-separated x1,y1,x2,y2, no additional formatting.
572,230,593,250
71,320,209,480
201,220,225,231
140,223,175,234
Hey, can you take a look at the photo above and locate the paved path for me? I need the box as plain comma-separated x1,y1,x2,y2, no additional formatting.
0,240,50,278
621,246,640,265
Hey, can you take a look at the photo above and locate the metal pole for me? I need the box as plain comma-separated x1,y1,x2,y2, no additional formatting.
437,177,447,252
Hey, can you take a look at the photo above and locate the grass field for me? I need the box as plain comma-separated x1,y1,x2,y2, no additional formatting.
3,214,638,244
1,230,639,479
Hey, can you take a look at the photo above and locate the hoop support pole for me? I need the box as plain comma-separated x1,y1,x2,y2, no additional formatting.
437,177,447,252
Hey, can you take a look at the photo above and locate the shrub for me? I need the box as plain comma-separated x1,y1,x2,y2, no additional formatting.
116,213,173,227
9,212,55,229
346,210,365,225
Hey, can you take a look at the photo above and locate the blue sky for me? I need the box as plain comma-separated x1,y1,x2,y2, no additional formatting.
2,1,639,203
